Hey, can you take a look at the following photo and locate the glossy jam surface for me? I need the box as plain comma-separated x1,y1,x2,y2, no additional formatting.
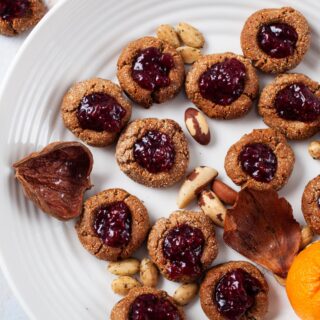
93,201,131,247
274,83,320,122
198,58,246,106
0,0,30,21
163,224,205,279
133,130,175,173
77,93,126,132
132,47,174,91
215,268,262,320
129,294,181,320
239,143,277,183
257,23,298,59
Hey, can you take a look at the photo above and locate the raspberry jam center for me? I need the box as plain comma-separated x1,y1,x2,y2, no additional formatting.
133,130,175,173
132,47,174,91
129,294,181,320
198,58,246,106
239,143,277,183
257,23,298,59
76,93,126,132
0,0,30,21
215,268,262,320
93,201,131,247
274,83,320,122
163,224,205,280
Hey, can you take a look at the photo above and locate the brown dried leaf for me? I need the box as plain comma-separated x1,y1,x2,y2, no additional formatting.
223,188,301,278
13,141,93,220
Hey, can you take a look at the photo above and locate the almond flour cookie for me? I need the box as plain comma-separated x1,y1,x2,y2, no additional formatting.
224,128,295,191
76,188,150,261
185,53,259,119
0,0,46,36
258,73,320,140
302,175,320,234
200,261,269,320
117,36,185,108
61,78,132,147
241,7,311,73
147,210,218,283
116,118,189,188
110,286,185,320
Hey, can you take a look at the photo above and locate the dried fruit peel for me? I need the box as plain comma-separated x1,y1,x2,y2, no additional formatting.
223,188,301,278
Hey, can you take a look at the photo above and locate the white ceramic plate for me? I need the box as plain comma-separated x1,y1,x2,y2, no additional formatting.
1,0,319,319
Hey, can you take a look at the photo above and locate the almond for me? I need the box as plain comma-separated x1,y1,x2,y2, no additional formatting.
185,108,210,145
140,258,159,287
198,190,226,227
177,46,202,64
300,225,314,250
108,258,140,276
177,166,218,208
111,276,141,296
211,180,238,205
176,22,205,48
156,24,180,48
173,283,199,306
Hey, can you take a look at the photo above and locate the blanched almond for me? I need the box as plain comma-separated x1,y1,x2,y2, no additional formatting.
140,258,159,287
176,22,205,48
156,24,180,48
308,141,320,159
177,166,218,208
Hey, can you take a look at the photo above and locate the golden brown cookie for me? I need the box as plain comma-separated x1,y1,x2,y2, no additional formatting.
115,118,189,188
147,210,218,283
185,52,259,119
110,286,186,320
302,175,320,234
61,78,132,147
117,36,185,108
76,188,150,261
0,0,46,36
224,128,295,191
200,261,269,320
241,7,311,73
258,73,320,140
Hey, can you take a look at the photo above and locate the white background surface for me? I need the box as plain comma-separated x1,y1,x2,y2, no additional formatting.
0,0,319,319
0,2,59,319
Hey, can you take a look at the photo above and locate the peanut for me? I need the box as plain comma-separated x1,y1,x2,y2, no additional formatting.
211,180,238,205
177,166,218,208
198,190,226,227
111,276,141,296
177,46,202,64
108,258,140,276
173,283,199,306
156,24,180,48
176,22,205,48
308,141,320,159
140,258,159,287
185,108,210,145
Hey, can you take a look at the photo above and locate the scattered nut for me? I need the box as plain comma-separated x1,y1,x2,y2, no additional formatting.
184,108,210,145
308,141,320,159
140,258,159,287
111,276,141,296
156,24,180,48
211,180,238,205
173,283,199,306
177,46,202,64
177,166,218,208
108,258,140,276
198,190,226,227
274,274,286,287
300,225,314,250
176,22,205,48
